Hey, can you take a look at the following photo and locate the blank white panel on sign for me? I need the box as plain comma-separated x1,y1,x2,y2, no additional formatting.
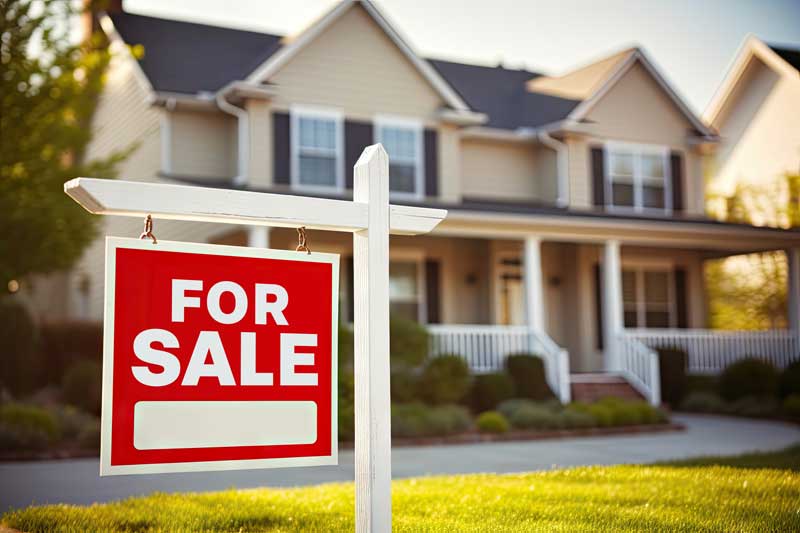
133,401,317,450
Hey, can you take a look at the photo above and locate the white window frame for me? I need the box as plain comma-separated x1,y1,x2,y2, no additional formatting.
388,248,427,324
290,105,344,193
621,262,677,329
373,115,425,201
604,142,672,215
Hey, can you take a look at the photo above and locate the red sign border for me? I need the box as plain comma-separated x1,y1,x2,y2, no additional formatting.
100,237,339,476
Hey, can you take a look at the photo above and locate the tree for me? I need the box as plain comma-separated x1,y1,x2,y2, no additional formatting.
706,174,800,329
0,0,129,289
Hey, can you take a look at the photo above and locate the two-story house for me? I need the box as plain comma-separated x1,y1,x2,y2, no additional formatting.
29,0,800,404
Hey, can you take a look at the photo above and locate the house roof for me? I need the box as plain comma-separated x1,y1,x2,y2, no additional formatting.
109,12,283,94
427,60,581,129
525,48,633,100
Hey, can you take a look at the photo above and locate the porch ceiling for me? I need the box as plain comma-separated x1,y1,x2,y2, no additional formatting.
435,209,800,254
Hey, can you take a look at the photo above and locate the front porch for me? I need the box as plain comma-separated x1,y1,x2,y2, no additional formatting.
213,214,800,407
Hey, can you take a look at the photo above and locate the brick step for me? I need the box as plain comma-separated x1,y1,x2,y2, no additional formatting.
570,373,644,403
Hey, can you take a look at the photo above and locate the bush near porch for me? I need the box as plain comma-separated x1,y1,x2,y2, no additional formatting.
6,446,800,532
679,358,800,420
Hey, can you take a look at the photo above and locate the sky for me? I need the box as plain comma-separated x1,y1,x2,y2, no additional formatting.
123,0,800,114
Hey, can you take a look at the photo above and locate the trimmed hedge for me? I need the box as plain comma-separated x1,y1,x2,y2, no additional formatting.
391,403,471,438
657,347,687,407
418,355,470,405
0,403,60,450
476,411,509,434
468,373,515,413
504,354,554,401
718,358,779,402
389,317,428,368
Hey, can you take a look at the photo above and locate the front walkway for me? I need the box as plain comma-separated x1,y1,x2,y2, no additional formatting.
2,414,799,510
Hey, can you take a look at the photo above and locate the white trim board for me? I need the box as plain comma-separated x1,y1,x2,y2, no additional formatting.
100,237,339,476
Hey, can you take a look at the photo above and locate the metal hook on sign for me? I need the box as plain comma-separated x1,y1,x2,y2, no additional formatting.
296,226,310,254
139,214,157,244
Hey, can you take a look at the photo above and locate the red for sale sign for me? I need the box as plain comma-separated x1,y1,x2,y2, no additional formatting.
100,237,339,475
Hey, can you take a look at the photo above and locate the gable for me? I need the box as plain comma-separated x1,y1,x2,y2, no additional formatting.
582,61,695,147
267,5,445,121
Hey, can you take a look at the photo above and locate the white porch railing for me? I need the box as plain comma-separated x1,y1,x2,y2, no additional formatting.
623,329,800,374
617,335,661,406
428,325,571,403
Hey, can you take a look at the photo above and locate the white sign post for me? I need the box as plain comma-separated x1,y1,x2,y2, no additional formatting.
65,144,446,533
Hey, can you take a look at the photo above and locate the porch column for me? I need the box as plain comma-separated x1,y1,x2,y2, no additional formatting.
523,236,545,332
247,225,270,248
603,240,624,371
788,248,800,333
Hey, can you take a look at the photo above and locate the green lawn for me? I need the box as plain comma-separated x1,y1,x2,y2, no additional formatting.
4,447,800,532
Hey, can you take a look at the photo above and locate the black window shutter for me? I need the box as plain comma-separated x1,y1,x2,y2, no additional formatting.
591,147,605,207
674,267,688,328
670,151,684,212
345,120,373,190
424,129,438,198
425,259,441,324
273,112,290,185
345,255,354,323
594,263,604,350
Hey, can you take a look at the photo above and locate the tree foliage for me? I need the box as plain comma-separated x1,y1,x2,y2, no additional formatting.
706,174,800,329
0,0,128,287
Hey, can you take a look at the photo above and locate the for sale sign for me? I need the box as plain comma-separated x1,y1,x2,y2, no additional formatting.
100,237,338,475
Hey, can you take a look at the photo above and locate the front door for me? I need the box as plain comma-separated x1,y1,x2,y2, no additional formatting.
497,254,524,325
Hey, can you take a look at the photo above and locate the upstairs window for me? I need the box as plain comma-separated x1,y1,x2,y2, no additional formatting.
375,118,423,198
389,260,424,322
622,267,674,328
291,108,343,190
606,143,670,212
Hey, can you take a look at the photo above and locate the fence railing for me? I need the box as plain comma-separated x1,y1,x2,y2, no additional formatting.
428,324,571,403
623,329,800,374
617,335,661,405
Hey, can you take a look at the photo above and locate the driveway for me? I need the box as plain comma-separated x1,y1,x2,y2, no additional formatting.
2,414,799,511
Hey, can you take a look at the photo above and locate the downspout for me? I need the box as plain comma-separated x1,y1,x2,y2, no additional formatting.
216,87,249,186
537,130,569,207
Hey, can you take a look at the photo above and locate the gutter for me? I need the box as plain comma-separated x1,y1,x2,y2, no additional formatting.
215,82,251,187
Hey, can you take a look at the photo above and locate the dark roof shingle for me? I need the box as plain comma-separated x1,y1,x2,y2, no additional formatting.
769,44,800,72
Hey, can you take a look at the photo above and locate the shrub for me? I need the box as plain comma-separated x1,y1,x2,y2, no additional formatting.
726,396,779,417
657,347,687,406
779,360,800,399
338,323,354,370
685,374,718,395
497,398,540,420
418,355,471,405
476,411,509,434
389,317,428,368
468,373,515,413
78,419,101,449
567,402,614,427
507,403,560,430
719,358,779,402
49,405,96,442
391,403,471,438
681,391,726,413
783,394,800,418
390,367,419,403
62,360,102,415
338,403,354,441
0,403,60,450
558,409,596,429
598,397,643,426
504,354,554,401
39,321,102,386
0,298,40,395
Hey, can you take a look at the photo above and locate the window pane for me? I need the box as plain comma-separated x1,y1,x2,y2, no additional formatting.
299,155,336,186
299,117,335,150
641,153,665,178
611,152,633,176
391,302,419,322
382,127,416,160
645,311,670,328
643,185,665,209
644,271,669,304
389,262,418,300
622,271,637,304
390,163,416,193
624,310,638,328
612,183,634,206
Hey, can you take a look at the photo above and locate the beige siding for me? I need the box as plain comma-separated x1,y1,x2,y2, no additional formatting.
460,138,539,200
438,124,461,203
565,135,592,208
247,99,273,188
170,109,236,179
710,55,800,200
269,5,443,122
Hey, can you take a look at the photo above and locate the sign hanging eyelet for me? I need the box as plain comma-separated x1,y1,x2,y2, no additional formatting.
296,226,310,254
139,214,157,244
